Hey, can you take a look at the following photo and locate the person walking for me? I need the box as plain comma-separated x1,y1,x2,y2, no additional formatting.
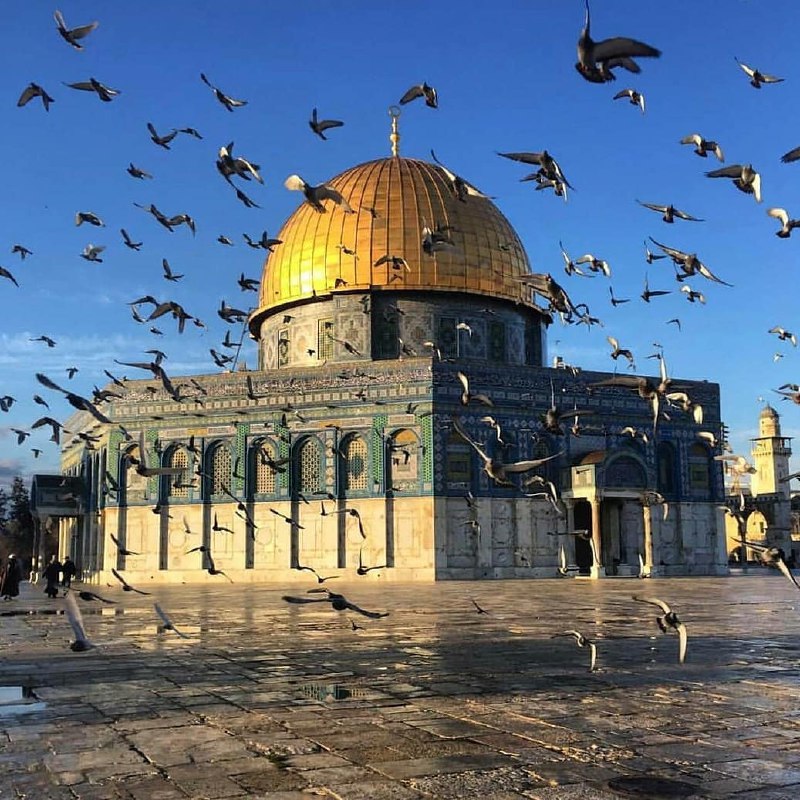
0,554,23,600
43,555,62,599
61,556,77,588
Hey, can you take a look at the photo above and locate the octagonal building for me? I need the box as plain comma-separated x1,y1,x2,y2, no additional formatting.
56,135,729,585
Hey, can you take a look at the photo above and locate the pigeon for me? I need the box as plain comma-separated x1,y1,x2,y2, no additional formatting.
613,88,645,112
147,122,178,149
283,588,389,618
111,568,151,595
154,602,190,638
17,82,55,111
54,9,98,50
705,164,761,203
767,207,800,238
632,595,687,664
1,265,21,286
65,592,94,652
553,630,597,672
200,73,247,111
284,175,354,214
680,133,724,162
575,1,660,84
120,229,142,251
127,163,153,180
735,57,783,88
110,533,139,556
399,82,438,108
637,201,703,224
64,78,120,102
309,107,344,139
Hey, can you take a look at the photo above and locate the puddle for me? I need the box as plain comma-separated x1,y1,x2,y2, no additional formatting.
298,683,367,702
607,775,698,798
0,686,46,717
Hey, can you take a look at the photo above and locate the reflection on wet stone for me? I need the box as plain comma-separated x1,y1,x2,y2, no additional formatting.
1,578,800,798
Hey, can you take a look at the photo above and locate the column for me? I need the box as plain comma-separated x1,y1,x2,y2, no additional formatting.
642,501,653,577
564,500,576,566
590,497,604,578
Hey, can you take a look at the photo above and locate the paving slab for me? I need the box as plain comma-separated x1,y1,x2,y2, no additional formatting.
1,575,799,798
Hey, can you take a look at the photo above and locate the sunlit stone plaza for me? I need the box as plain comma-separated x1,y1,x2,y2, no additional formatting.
1,574,799,799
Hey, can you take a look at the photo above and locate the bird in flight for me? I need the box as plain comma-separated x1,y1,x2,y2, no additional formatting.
154,603,190,638
283,588,389,619
54,9,98,50
284,175,353,214
735,57,783,89
309,107,344,140
680,133,724,162
64,77,120,102
613,88,645,113
110,533,139,556
575,0,660,84
553,630,597,672
200,73,247,111
111,568,151,595
637,201,703,224
632,595,688,664
767,207,800,238
705,164,762,203
399,82,438,108
17,83,55,112
65,592,94,652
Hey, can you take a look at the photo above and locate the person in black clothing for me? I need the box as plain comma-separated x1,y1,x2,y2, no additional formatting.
0,554,23,599
43,555,62,599
61,556,77,588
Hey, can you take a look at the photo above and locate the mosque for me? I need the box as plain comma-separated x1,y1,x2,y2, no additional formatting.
45,116,731,585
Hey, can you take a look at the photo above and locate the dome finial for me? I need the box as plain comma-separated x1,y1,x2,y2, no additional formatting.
388,105,401,157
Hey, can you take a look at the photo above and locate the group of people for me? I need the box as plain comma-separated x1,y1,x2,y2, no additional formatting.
0,554,77,600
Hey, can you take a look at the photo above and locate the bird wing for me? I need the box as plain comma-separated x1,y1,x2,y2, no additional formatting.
154,602,171,627
775,558,800,591
639,201,666,213
632,595,671,614
451,417,490,463
780,146,800,164
399,84,424,104
589,376,642,389
316,184,354,213
592,37,661,62
676,623,688,664
343,600,389,619
65,592,92,647
768,207,789,226
497,151,543,165
735,58,755,78
284,174,306,192
111,568,128,588
673,208,703,221
706,164,744,178
282,595,328,605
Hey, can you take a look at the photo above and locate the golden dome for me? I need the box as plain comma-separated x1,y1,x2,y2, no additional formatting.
250,156,534,333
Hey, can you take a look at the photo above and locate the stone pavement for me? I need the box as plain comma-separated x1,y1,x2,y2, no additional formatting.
1,574,799,799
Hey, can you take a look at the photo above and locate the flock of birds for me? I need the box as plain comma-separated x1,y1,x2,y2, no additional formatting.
3,4,800,664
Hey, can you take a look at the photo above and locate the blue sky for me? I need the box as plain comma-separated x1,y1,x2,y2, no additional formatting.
1,0,799,486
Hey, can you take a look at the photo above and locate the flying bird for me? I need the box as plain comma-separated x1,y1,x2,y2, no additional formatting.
632,595,687,664
216,142,263,184
735,57,783,89
607,336,635,368
200,73,247,111
127,163,153,180
54,9,98,50
80,244,105,262
64,77,120,102
613,88,645,112
154,602,190,638
399,82,438,108
553,630,597,672
120,229,142,251
65,592,94,652
767,207,800,238
575,1,661,83
769,326,797,346
11,244,33,260
457,371,493,407
283,587,389,619
75,211,104,227
637,201,703,224
431,149,490,202
110,533,138,556
680,133,724,162
641,274,670,303
705,164,761,203
146,122,178,149
111,568,151,595
309,107,344,139
284,175,354,213
452,416,562,487
17,82,55,111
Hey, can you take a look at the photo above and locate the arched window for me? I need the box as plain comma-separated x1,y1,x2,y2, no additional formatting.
252,440,278,495
166,447,190,499
295,437,323,496
389,429,418,484
657,442,677,495
207,443,232,497
121,445,147,503
688,443,712,494
446,429,472,488
342,435,369,492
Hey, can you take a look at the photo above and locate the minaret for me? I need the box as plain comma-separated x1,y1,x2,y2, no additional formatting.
751,405,792,497
751,405,793,548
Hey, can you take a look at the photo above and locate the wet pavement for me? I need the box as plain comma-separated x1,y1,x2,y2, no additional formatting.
1,574,799,799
